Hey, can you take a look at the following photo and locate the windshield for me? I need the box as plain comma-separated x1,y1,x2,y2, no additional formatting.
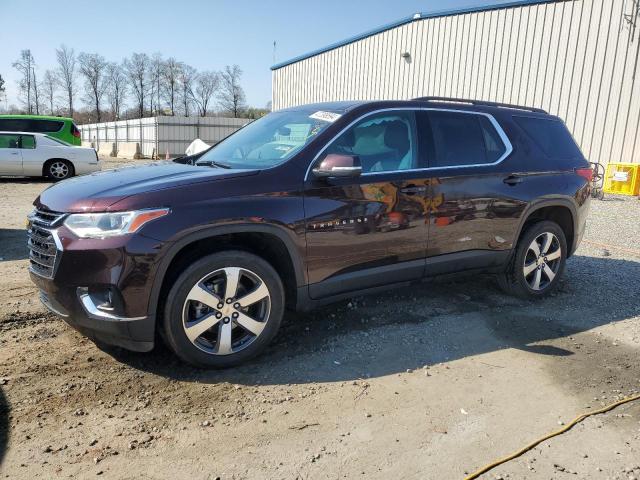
196,109,341,169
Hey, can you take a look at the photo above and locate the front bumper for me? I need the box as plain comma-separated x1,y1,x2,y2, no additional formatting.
37,287,154,351
29,226,166,352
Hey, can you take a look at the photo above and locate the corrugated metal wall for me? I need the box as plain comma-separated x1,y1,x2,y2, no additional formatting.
272,0,640,166
80,116,250,157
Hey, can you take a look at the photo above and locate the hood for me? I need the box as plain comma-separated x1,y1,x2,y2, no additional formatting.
35,161,257,213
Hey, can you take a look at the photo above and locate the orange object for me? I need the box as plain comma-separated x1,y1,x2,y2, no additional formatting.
129,208,170,232
435,216,451,226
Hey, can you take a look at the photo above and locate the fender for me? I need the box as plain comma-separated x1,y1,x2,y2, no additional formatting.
146,223,307,319
511,196,578,257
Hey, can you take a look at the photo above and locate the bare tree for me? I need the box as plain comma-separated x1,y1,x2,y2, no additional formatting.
41,70,57,115
31,67,41,114
78,52,108,122
218,65,246,118
55,45,77,117
149,53,163,115
105,62,127,120
0,75,5,113
12,49,36,113
193,71,220,116
124,53,149,118
178,64,196,116
162,57,183,115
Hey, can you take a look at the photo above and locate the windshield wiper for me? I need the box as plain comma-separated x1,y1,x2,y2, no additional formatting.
197,160,232,169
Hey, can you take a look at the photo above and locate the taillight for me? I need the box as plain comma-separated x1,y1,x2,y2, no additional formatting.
71,124,81,138
575,168,593,182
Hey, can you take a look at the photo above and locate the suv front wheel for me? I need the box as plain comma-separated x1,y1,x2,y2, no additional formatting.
162,251,284,368
498,220,567,299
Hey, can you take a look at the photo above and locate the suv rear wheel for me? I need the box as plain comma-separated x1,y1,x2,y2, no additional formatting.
162,251,284,368
498,220,567,299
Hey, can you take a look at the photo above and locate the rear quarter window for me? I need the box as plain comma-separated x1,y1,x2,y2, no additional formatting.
514,116,582,160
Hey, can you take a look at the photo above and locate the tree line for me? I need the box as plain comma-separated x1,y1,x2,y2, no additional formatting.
5,46,270,123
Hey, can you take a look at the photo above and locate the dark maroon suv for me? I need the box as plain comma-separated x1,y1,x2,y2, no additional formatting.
28,97,592,368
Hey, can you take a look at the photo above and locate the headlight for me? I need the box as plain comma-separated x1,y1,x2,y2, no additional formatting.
64,208,170,238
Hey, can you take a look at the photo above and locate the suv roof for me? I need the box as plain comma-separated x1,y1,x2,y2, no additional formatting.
283,97,554,119
412,96,548,114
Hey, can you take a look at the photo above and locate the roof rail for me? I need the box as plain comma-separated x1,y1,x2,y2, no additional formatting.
413,96,548,114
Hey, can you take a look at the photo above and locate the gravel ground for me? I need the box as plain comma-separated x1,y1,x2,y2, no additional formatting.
0,163,639,479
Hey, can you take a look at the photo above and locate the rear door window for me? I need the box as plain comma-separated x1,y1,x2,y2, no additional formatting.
513,116,582,159
423,111,507,167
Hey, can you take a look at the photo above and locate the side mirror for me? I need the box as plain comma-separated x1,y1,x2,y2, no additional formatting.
312,154,362,178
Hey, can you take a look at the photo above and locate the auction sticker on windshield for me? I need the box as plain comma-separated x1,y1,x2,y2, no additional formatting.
310,111,342,123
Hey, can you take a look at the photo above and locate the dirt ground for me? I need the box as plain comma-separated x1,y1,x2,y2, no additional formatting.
0,159,639,480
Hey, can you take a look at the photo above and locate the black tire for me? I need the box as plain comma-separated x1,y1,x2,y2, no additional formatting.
497,220,567,299
162,251,284,368
46,159,74,181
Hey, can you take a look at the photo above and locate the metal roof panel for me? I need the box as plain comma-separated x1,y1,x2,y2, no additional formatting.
271,0,564,70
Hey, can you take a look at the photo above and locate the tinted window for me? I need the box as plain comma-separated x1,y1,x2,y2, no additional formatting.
322,111,417,173
31,119,64,133
479,116,506,163
0,118,63,133
424,111,507,167
0,119,29,131
21,135,36,149
514,116,582,159
0,134,21,148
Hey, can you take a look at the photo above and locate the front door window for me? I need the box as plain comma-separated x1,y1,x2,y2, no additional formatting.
319,111,418,173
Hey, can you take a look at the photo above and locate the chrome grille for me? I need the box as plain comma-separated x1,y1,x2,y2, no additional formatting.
27,208,66,279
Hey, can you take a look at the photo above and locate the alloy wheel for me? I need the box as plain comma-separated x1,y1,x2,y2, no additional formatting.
523,232,562,291
181,267,271,355
49,161,69,179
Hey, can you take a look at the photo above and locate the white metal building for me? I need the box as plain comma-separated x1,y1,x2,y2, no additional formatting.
272,0,640,166
79,116,250,158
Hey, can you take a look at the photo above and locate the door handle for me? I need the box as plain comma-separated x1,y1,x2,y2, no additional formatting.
503,175,523,186
10,152,19,155
400,185,427,195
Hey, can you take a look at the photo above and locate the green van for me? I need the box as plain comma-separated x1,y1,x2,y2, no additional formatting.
0,115,81,146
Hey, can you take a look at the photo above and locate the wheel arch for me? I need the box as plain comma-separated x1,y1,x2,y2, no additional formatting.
42,158,75,177
148,224,305,323
513,199,577,257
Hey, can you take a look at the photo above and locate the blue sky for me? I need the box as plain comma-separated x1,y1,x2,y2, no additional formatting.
0,0,515,110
